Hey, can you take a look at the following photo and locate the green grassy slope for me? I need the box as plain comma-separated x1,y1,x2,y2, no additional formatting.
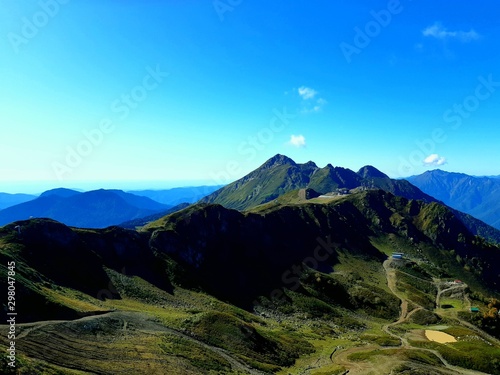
1,190,500,374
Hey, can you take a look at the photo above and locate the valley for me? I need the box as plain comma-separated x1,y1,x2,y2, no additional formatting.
274,253,500,375
3,255,499,375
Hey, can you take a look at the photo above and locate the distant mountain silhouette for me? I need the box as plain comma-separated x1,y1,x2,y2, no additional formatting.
40,188,81,198
0,193,37,210
119,202,191,229
407,170,500,230
0,189,170,228
128,185,223,206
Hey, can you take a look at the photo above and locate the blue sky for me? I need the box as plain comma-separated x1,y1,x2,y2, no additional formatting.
1,1,499,193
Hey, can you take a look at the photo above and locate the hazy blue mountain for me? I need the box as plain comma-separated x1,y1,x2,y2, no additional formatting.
40,188,81,198
0,189,170,228
119,202,191,229
128,185,223,206
407,170,500,230
0,193,37,210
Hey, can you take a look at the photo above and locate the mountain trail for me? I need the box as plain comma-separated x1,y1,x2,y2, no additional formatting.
4,311,266,375
379,258,491,374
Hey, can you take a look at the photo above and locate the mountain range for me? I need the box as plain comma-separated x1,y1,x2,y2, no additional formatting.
202,154,434,210
202,154,500,244
0,186,224,229
407,170,500,230
0,188,170,228
128,185,223,206
1,155,500,374
0,193,36,210
1,186,500,373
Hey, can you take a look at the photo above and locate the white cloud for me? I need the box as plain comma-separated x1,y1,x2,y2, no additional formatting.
422,23,480,42
295,86,326,113
423,154,447,166
289,134,306,148
311,98,327,113
298,86,317,100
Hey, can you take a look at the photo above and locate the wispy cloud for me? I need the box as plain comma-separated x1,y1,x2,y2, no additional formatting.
289,134,306,148
423,153,447,166
296,86,326,113
311,98,327,113
422,23,480,42
298,86,317,100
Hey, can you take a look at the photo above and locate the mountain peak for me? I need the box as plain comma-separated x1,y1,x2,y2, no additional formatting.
202,154,439,211
357,165,389,179
261,154,296,169
302,160,318,168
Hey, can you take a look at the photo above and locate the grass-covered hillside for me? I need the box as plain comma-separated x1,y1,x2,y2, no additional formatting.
201,154,435,211
1,190,500,374
202,155,500,245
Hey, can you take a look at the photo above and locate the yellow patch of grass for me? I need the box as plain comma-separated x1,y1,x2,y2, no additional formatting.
102,298,190,327
41,287,104,312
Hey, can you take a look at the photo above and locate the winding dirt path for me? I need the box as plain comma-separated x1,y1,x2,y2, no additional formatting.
383,259,492,375
436,284,467,309
329,259,491,375
137,325,266,375
1,311,266,375
14,311,113,340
